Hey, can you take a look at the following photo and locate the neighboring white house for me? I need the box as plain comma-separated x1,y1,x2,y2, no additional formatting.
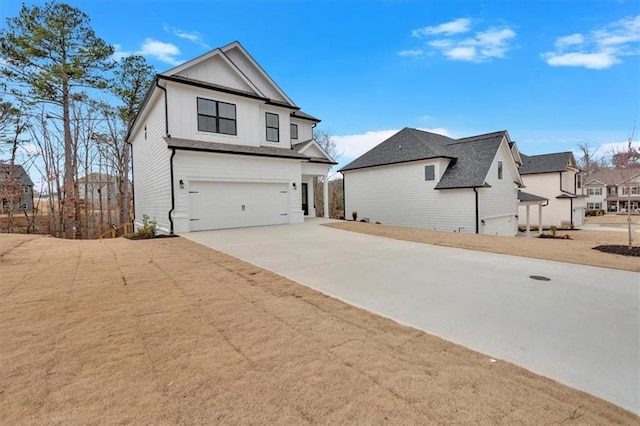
583,170,640,214
127,41,336,234
518,152,585,228
340,128,525,236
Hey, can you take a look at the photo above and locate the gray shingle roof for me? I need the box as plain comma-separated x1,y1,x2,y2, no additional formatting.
291,110,320,122
339,128,509,189
0,164,34,186
166,137,309,160
518,190,548,202
519,152,576,175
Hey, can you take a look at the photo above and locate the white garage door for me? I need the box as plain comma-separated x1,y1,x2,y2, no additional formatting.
189,181,289,231
482,215,514,236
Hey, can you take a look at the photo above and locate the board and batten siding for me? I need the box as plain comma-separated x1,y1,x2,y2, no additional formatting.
166,82,293,148
131,95,173,234
477,140,519,236
224,47,288,103
172,151,303,233
174,53,255,94
290,118,313,143
343,159,476,232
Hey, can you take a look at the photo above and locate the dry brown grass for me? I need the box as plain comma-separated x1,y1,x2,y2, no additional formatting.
324,222,639,272
0,234,637,424
585,214,640,224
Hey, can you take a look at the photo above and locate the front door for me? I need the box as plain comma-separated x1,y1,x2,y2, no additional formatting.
301,183,308,215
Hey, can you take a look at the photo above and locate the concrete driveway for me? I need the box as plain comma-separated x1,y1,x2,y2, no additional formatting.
183,219,640,414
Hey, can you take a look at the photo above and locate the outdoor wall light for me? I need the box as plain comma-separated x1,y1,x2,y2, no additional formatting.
293,183,297,190
179,179,184,189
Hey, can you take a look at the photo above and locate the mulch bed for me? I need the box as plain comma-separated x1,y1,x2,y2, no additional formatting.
593,245,640,257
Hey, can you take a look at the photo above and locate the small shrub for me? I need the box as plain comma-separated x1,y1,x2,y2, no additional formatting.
550,225,557,236
126,215,157,240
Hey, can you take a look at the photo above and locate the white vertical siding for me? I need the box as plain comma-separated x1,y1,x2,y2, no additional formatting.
172,151,303,232
174,55,255,93
478,141,519,236
224,46,289,104
344,160,476,232
131,96,172,234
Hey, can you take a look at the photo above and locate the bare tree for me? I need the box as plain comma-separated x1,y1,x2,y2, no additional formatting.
601,129,640,250
577,142,602,177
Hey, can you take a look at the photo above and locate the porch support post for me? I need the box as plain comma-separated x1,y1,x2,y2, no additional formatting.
538,204,543,235
526,205,531,237
323,172,329,219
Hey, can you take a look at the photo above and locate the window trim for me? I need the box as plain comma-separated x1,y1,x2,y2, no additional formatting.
266,112,279,142
425,164,436,181
196,97,237,136
290,123,298,140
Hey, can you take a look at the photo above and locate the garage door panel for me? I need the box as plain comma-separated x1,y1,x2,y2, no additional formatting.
189,181,288,231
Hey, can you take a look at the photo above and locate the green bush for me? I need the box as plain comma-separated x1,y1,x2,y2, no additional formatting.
126,215,157,240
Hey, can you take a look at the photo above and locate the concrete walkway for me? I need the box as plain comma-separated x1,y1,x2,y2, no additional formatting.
183,219,640,414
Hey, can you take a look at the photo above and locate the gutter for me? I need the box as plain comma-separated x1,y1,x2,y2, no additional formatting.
473,187,479,234
341,171,345,220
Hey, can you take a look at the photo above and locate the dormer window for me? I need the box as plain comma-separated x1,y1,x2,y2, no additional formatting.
197,97,237,135
290,123,298,140
266,112,279,142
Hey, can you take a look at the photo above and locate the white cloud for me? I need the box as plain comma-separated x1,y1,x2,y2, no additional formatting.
404,19,516,62
397,49,424,57
163,26,209,48
596,140,640,156
543,15,640,69
111,44,131,62
335,128,451,161
412,18,471,37
555,33,584,50
137,38,182,65
545,50,620,70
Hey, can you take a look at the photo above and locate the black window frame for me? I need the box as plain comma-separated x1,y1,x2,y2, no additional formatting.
425,165,435,181
290,123,298,140
498,161,503,180
266,112,279,142
196,97,237,136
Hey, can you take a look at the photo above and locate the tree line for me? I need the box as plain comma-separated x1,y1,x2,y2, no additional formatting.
0,1,156,238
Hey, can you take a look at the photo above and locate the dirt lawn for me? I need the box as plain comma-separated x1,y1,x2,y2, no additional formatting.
1,234,637,424
324,222,639,272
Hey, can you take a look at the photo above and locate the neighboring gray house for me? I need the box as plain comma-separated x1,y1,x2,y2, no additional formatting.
340,128,525,236
0,164,34,213
78,173,120,208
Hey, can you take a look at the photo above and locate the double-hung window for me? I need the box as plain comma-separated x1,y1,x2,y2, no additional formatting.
290,123,298,140
197,98,237,135
425,165,435,181
266,113,279,142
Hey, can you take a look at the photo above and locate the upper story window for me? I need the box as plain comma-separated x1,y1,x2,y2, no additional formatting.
266,113,279,142
576,174,582,189
290,123,298,140
498,161,503,180
197,97,237,135
587,188,602,196
425,165,435,181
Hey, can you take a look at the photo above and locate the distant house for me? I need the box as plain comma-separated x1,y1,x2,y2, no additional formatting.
340,128,524,236
518,152,585,228
584,169,640,214
78,173,119,208
0,164,34,213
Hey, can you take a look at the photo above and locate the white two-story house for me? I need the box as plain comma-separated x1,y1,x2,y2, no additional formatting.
127,41,336,234
583,170,640,214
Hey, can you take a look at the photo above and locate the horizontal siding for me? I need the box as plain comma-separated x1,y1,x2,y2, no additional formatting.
344,160,476,232
173,151,302,232
131,96,172,234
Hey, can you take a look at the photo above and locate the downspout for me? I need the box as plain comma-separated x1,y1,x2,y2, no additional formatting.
570,197,573,227
169,148,176,234
129,141,135,227
473,187,479,234
156,80,174,234
341,171,345,220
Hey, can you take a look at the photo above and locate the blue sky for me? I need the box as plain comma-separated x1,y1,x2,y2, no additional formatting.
2,0,639,172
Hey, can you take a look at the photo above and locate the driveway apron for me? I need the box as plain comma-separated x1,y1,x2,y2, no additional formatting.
182,219,640,414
